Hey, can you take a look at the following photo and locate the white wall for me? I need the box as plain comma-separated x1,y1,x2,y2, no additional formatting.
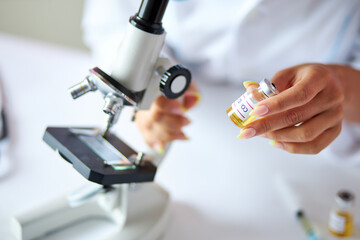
0,0,87,50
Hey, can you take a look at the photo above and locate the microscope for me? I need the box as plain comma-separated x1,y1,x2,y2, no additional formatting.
11,0,191,239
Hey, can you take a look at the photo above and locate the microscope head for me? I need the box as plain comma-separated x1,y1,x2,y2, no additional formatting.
68,0,191,135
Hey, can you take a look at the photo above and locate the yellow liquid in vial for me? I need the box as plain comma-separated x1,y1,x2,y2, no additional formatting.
226,106,256,128
328,212,353,237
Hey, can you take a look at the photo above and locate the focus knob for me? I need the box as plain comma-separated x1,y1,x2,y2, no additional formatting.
160,65,191,99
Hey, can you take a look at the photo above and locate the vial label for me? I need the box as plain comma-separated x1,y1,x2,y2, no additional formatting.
231,94,256,121
329,212,346,233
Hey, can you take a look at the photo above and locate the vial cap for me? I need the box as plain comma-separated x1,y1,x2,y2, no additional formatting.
260,78,279,97
335,190,355,208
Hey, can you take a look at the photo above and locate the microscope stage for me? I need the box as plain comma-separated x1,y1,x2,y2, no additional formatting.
43,127,157,185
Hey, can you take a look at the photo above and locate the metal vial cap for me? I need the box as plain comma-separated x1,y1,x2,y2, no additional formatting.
335,190,355,208
260,78,279,98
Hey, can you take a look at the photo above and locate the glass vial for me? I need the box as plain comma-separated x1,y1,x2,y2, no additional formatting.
328,190,355,238
227,78,279,128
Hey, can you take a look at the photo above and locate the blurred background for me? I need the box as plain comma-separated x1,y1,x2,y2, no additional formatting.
0,0,87,50
1,1,360,240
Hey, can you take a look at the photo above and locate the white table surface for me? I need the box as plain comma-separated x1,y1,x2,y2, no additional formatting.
0,33,359,240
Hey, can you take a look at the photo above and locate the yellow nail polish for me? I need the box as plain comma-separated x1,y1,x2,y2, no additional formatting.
243,81,260,89
193,92,201,103
269,141,284,149
227,79,278,128
181,106,188,112
181,134,190,140
157,147,165,155
249,110,256,117
269,141,276,147
181,92,201,112
237,128,256,139
154,143,165,155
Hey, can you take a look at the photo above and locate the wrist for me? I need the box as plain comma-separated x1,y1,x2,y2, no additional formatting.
326,64,360,122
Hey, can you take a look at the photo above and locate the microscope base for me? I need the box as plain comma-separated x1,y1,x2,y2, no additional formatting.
117,183,171,240
12,182,170,240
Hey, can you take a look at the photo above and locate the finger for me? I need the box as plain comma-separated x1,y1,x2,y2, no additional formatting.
151,124,188,141
145,127,188,153
243,81,259,89
270,124,342,154
148,127,187,148
242,89,339,137
152,95,185,115
153,112,191,133
135,110,187,140
150,129,189,154
268,67,296,91
152,141,166,154
182,81,201,110
253,65,329,117
183,92,201,110
150,131,190,154
266,104,343,142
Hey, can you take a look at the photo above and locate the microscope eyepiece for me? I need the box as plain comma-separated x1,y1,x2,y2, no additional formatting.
130,0,169,34
138,0,168,24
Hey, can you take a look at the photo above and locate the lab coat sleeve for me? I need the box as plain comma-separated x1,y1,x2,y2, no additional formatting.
347,18,360,70
321,122,360,164
321,21,360,164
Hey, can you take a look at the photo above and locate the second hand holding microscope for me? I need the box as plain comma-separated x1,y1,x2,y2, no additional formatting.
12,0,191,239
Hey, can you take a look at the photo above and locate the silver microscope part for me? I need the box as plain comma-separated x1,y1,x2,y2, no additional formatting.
69,76,97,99
135,152,145,166
103,94,124,116
68,68,141,136
104,113,120,136
89,68,137,107
103,94,124,135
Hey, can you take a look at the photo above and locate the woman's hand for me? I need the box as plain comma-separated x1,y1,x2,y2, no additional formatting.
135,82,200,153
238,63,349,154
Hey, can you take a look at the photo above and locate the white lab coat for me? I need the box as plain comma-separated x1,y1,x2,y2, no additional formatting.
82,0,360,163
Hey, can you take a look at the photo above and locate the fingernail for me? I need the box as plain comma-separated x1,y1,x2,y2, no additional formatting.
153,143,165,155
182,118,191,125
193,92,201,104
181,106,189,112
243,81,259,89
253,105,269,116
269,141,284,150
249,110,255,117
182,92,201,111
176,132,189,140
237,128,256,139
